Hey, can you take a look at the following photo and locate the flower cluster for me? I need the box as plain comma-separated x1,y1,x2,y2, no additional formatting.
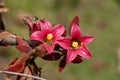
24,16,94,72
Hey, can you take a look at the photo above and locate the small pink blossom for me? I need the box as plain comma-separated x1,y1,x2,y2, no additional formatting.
58,16,94,64
30,19,65,54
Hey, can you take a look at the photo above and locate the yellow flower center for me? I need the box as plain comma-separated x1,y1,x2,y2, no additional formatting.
72,41,79,48
47,33,53,40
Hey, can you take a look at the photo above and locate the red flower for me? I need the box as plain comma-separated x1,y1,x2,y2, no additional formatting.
30,19,65,54
58,16,94,64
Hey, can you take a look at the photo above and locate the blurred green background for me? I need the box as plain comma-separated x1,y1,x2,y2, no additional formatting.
0,0,120,80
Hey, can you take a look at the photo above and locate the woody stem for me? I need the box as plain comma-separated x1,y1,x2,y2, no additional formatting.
0,70,46,80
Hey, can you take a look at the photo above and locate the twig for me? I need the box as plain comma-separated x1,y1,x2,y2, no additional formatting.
0,37,33,46
0,70,47,80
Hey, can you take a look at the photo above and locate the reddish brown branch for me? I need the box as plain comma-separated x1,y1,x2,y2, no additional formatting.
0,36,38,48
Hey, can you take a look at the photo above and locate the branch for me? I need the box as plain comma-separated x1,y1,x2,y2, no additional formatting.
0,70,47,80
0,37,34,46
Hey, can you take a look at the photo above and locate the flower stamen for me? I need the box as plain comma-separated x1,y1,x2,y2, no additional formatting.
47,33,53,40
72,41,79,49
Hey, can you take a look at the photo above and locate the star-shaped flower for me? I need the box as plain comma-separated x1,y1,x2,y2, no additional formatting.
58,16,94,64
30,19,65,54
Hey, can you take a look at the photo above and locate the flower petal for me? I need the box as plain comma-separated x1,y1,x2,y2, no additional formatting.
72,55,83,64
44,43,55,54
70,16,79,27
57,37,71,49
70,23,82,38
40,19,52,31
78,46,92,58
62,29,67,37
42,53,61,61
67,49,77,64
59,58,66,73
52,24,65,39
30,31,43,42
81,36,94,44
32,23,40,32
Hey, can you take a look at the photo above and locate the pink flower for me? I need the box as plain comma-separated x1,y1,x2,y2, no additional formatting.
30,19,65,54
58,16,94,64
